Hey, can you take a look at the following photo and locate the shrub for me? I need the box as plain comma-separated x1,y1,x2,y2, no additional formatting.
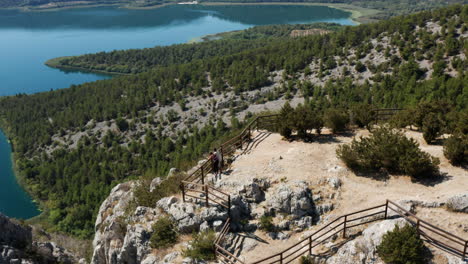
299,256,316,264
278,103,322,139
279,102,294,139
259,216,276,232
292,104,323,139
134,172,185,207
355,61,367,72
422,113,442,144
116,117,129,132
183,230,216,261
443,134,467,166
324,109,349,133
150,216,178,249
352,104,375,129
377,224,426,264
336,127,440,179
389,109,415,129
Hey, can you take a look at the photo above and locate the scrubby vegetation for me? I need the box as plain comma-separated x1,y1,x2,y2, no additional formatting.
150,216,178,249
323,109,349,134
336,126,440,179
390,102,467,144
183,230,217,261
351,104,375,129
259,215,276,232
443,134,468,166
299,256,316,264
377,224,426,264
278,102,323,140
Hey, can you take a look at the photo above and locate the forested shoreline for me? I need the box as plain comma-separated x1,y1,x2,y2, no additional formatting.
0,4,466,238
0,0,468,21
47,23,343,75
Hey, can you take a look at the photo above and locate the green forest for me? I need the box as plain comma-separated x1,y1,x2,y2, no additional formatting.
49,23,342,74
0,4,466,238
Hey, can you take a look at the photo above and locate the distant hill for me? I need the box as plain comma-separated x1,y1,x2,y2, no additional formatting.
2,0,467,20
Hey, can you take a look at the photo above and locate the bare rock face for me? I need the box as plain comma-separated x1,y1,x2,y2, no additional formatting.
0,213,32,249
0,214,76,264
238,178,270,203
0,245,34,264
33,242,76,264
266,181,316,220
446,193,468,213
165,202,201,233
326,218,406,264
91,182,135,264
91,180,233,264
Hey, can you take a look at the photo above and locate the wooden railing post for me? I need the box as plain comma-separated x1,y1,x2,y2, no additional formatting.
343,215,347,238
228,195,231,217
416,219,420,232
463,241,467,261
384,200,388,219
309,236,312,256
220,146,224,173
201,165,205,185
181,183,186,203
205,185,209,207
279,252,283,264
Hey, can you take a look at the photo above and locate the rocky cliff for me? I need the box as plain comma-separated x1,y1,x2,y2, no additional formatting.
0,213,78,264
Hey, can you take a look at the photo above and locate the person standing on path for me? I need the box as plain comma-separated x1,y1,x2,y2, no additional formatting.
211,151,219,180
214,148,223,180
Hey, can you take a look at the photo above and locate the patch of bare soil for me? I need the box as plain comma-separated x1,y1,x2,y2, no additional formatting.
222,129,467,262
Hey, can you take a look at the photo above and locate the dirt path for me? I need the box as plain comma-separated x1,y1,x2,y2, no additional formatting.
222,129,467,262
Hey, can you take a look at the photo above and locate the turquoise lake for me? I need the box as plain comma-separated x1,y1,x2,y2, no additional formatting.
0,4,353,219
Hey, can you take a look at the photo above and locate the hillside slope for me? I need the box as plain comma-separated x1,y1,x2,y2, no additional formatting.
90,129,468,264
0,5,466,238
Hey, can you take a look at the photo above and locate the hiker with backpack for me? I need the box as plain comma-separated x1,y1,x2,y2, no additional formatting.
214,148,223,178
211,150,219,179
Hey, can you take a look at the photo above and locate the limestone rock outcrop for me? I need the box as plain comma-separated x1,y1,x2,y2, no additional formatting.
446,193,468,213
91,182,136,264
326,218,406,264
0,213,76,264
266,181,316,220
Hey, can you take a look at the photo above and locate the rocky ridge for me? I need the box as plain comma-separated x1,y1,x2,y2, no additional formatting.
0,213,78,264
90,131,468,264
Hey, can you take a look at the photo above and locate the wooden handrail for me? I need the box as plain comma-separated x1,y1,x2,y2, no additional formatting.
178,112,467,263
215,245,246,264
387,200,466,242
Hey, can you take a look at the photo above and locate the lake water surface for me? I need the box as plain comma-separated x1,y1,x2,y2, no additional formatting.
0,4,353,219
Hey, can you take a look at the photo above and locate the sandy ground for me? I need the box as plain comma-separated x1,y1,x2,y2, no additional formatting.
216,129,467,263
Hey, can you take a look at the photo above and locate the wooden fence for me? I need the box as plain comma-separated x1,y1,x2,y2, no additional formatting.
177,113,467,263
180,114,279,264
182,114,279,185
387,200,468,261
373,108,403,121
250,200,468,264
181,181,231,213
